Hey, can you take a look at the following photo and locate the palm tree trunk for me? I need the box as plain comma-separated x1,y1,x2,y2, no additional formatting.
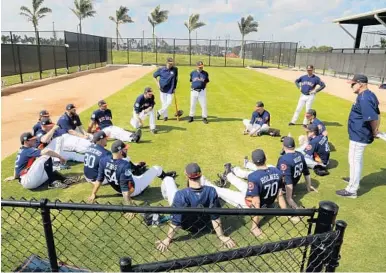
34,24,39,45
152,26,155,53
240,35,244,59
189,30,191,65
79,18,82,34
116,23,119,51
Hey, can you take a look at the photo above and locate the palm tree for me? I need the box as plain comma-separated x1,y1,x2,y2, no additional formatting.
20,0,52,44
1,35,11,44
238,15,258,58
109,6,134,51
184,14,206,56
381,37,386,49
148,5,169,52
71,0,96,34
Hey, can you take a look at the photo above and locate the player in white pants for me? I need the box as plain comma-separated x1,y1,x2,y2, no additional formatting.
243,101,270,136
289,65,326,126
130,87,156,133
188,61,210,124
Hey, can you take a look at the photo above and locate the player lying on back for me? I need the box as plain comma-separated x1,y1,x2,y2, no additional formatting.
156,163,236,252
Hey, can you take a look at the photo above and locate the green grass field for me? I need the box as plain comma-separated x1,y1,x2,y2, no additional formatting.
2,67,386,271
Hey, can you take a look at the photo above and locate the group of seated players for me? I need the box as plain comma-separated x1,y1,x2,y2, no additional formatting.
8,94,332,252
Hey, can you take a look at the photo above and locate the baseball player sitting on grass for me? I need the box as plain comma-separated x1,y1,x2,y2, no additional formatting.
243,101,270,137
277,137,318,209
88,100,142,142
57,104,93,153
88,140,176,218
204,149,289,237
130,87,157,134
35,117,85,166
156,163,236,252
32,109,50,136
303,109,328,136
4,132,82,190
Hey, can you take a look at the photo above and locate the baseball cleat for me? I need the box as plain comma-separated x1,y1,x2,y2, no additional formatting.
157,111,161,120
335,189,357,199
288,122,295,126
342,177,350,183
203,118,209,124
223,163,232,178
53,162,71,171
164,171,177,178
215,176,227,188
133,129,142,143
48,180,68,189
164,117,168,121
150,129,157,134
63,175,84,185
302,124,308,129
243,129,249,135
188,116,194,123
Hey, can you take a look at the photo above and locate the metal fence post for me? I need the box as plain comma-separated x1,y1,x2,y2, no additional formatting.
209,39,211,66
173,39,176,64
40,199,59,272
64,32,69,73
261,41,265,66
189,38,192,66
294,42,298,68
225,40,227,67
278,42,282,68
77,33,81,71
16,43,24,83
141,37,144,64
53,46,57,76
120,257,132,272
10,31,23,84
325,220,348,272
111,38,114,64
155,37,158,65
288,43,292,67
36,31,43,79
127,38,129,64
306,201,339,272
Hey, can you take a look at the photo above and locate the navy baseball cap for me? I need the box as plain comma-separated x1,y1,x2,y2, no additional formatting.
348,74,368,84
39,110,50,117
98,100,107,107
252,149,266,165
93,131,107,143
166,57,174,63
307,65,314,70
306,109,317,116
185,163,202,179
144,87,153,93
283,137,295,149
66,104,76,111
196,61,204,67
40,117,53,125
307,124,319,134
256,101,264,107
20,132,36,144
111,140,129,153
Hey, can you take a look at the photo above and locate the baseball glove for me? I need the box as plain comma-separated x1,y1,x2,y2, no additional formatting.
268,128,281,137
174,110,184,117
314,165,330,176
131,162,148,176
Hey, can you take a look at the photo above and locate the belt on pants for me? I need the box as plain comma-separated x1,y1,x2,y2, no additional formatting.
192,88,204,92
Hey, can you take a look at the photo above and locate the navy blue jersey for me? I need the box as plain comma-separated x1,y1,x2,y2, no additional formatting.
15,147,41,177
84,144,112,181
91,109,113,129
246,167,282,207
310,118,327,135
57,113,82,135
171,186,220,232
250,110,270,126
305,135,330,165
97,158,134,193
134,94,156,114
32,122,42,136
277,152,310,189
153,67,178,94
295,75,325,95
348,90,380,144
190,70,209,90
35,128,64,148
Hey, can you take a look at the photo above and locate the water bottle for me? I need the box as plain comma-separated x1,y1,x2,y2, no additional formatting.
152,213,160,227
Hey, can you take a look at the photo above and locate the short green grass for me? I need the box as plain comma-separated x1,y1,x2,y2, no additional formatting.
2,67,386,271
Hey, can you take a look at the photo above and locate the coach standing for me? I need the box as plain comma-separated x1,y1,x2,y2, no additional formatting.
188,61,210,124
153,57,178,121
289,65,326,126
336,74,380,199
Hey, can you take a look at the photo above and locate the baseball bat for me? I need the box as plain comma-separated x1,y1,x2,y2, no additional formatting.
174,93,180,121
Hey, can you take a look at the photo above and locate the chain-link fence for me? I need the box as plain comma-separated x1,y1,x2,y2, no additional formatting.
296,49,386,84
1,198,347,272
1,31,108,87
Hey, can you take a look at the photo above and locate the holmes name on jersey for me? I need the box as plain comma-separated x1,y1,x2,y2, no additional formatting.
261,173,280,184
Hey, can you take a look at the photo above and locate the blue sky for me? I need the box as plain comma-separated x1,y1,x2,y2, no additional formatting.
1,0,385,47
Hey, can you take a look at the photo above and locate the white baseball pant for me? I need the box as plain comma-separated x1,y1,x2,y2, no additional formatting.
189,89,208,118
130,109,156,130
295,147,326,170
85,176,109,185
158,92,173,118
20,155,51,189
242,119,270,134
161,176,179,205
291,94,316,125
57,134,92,154
103,126,135,142
46,137,85,162
346,140,367,194
131,166,163,197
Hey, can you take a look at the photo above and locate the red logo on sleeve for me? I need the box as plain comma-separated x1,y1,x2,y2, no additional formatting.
248,182,254,190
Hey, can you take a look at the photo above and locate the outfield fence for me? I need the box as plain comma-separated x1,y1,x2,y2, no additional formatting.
1,198,346,272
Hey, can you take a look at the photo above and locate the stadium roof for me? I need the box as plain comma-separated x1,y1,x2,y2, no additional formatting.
333,8,386,26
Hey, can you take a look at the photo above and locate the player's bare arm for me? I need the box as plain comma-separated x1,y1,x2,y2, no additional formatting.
250,195,262,237
211,218,236,248
40,124,59,144
285,184,299,209
305,175,318,192
156,224,179,252
87,120,96,133
277,189,287,209
88,181,102,203
40,148,66,164
68,129,88,139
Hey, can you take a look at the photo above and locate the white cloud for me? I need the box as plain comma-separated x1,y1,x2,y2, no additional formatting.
283,19,314,32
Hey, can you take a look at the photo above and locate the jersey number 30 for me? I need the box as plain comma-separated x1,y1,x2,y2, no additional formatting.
263,182,279,199
84,154,96,169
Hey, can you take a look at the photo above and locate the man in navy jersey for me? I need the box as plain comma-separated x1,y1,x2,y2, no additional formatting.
336,74,380,198
188,61,210,124
32,110,50,136
153,57,178,121
289,65,326,126
84,131,112,185
242,101,271,136
88,100,142,142
88,140,176,215
130,87,157,134
156,163,236,252
277,137,318,209
304,109,328,136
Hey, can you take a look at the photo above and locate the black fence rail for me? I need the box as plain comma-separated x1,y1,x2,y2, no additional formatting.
109,37,298,68
1,31,108,87
1,198,346,272
296,50,386,84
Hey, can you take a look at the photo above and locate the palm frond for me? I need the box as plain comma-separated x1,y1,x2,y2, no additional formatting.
33,0,44,12
20,12,33,21
20,6,33,16
84,10,96,18
184,21,189,30
37,14,46,20
74,0,80,11
109,16,116,23
120,15,133,23
238,15,258,36
71,8,81,19
36,7,52,16
191,21,205,31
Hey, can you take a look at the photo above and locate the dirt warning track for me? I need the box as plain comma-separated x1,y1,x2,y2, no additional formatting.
1,66,155,159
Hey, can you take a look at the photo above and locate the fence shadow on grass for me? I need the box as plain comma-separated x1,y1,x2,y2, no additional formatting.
323,121,343,127
358,168,386,197
156,125,187,134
